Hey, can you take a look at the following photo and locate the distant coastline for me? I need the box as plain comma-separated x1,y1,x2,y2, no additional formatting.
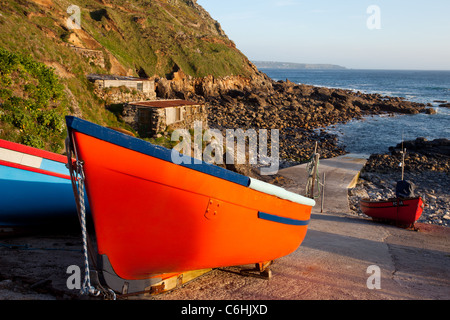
253,61,347,70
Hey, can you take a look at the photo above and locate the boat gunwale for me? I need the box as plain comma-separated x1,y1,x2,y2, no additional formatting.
0,139,67,163
0,159,71,180
360,197,422,205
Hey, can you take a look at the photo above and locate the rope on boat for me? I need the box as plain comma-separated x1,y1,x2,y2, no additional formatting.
76,160,100,297
65,135,116,300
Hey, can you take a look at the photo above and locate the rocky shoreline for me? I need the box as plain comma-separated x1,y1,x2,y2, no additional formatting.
348,138,450,227
154,70,429,163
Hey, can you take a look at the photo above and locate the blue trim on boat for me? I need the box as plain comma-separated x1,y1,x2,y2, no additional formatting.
66,116,250,187
0,165,78,225
258,211,310,226
40,158,70,176
0,164,67,183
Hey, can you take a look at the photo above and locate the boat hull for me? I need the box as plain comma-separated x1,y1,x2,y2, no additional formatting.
360,197,424,225
67,117,314,281
0,139,80,226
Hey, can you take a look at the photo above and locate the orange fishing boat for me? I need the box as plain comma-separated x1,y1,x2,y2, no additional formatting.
65,116,315,295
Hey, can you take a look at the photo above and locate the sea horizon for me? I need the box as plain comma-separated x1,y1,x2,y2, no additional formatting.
259,67,450,72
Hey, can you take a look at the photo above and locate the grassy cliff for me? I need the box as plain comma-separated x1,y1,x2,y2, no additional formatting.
0,0,255,152
0,48,68,151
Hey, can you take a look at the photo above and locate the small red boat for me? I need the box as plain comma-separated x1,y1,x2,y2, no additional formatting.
65,116,315,295
360,197,424,226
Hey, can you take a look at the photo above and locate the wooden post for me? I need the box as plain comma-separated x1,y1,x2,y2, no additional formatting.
309,152,320,199
321,172,325,213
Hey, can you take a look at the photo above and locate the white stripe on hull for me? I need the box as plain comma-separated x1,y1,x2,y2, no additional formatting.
0,147,43,169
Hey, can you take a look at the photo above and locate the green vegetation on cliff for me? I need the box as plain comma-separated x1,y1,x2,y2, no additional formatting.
80,0,251,78
0,0,254,151
0,48,67,151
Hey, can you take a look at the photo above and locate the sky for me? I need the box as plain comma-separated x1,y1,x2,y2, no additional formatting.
196,0,450,70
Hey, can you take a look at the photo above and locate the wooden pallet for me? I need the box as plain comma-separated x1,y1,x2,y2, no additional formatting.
122,261,274,299
124,268,212,299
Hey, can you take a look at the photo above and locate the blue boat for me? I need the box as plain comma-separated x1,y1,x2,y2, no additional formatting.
0,139,81,227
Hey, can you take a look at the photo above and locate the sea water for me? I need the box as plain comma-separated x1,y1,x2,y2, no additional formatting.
262,69,450,155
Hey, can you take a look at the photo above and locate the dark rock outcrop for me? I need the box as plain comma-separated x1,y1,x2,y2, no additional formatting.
363,138,450,173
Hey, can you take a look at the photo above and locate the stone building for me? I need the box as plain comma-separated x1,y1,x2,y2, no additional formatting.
122,99,208,137
87,74,156,97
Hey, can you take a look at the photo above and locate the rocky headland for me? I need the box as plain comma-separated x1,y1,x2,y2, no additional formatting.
349,138,450,227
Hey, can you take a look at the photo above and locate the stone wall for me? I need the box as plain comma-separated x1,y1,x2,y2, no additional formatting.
88,74,157,104
122,103,208,137
71,46,105,68
95,79,155,94
167,104,208,132
93,85,156,104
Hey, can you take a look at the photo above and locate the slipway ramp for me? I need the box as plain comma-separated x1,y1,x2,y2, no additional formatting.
153,153,450,300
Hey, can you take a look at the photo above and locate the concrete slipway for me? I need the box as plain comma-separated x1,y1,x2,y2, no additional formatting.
154,154,450,300
0,154,449,300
